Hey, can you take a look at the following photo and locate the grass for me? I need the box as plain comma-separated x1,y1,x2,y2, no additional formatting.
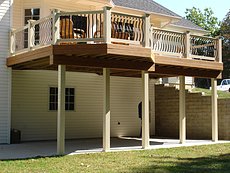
1,143,230,172
191,88,230,98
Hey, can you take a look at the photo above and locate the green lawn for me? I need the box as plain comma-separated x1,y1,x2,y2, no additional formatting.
1,143,230,172
191,88,230,98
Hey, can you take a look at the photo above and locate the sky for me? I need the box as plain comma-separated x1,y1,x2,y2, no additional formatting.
154,0,230,21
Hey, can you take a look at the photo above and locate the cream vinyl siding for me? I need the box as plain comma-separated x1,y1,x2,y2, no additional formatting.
168,77,193,85
12,0,102,29
185,77,193,85
0,0,11,144
12,0,22,28
11,70,155,141
13,0,42,28
49,0,98,12
22,0,41,9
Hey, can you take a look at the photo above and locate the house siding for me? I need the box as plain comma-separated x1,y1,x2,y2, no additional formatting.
11,70,155,141
168,77,193,85
13,0,42,28
12,0,102,29
49,0,96,12
12,0,22,28
0,0,12,144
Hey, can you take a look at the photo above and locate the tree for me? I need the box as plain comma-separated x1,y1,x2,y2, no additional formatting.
185,7,221,88
185,7,221,37
220,10,230,79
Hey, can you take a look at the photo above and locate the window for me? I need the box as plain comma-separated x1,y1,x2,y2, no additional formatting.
49,87,75,111
222,80,227,85
227,80,230,85
24,8,40,47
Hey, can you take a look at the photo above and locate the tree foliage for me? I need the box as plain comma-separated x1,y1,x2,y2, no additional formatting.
220,10,230,79
185,7,222,88
185,7,221,37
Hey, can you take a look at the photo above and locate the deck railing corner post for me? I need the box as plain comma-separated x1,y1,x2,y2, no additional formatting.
184,31,190,58
103,6,112,44
28,19,36,51
215,36,222,63
144,13,151,48
9,28,16,55
52,8,61,45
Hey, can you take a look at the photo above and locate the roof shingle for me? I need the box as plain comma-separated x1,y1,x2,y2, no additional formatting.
112,0,206,32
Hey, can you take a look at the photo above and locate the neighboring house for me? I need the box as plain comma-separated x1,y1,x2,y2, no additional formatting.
162,77,193,89
0,0,222,154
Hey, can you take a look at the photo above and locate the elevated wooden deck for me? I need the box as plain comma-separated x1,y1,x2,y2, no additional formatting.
7,44,223,79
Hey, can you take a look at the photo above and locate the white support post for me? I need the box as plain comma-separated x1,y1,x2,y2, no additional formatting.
179,76,186,144
103,6,112,44
52,9,60,44
184,31,190,58
28,20,36,51
142,71,149,149
211,78,218,142
144,14,151,48
103,68,110,152
57,65,66,155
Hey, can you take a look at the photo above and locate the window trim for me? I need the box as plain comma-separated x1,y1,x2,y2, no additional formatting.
23,8,40,48
24,8,40,25
48,86,76,112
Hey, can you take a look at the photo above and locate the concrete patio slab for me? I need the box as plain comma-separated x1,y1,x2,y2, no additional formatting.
0,137,230,160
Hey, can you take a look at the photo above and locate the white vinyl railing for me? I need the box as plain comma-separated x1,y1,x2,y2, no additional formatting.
110,12,145,45
9,7,222,63
10,14,54,55
152,28,185,57
151,27,222,62
9,7,148,56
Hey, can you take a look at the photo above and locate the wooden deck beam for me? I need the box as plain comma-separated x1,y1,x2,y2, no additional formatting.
7,46,52,67
155,55,223,71
50,55,155,72
152,65,221,79
7,44,223,79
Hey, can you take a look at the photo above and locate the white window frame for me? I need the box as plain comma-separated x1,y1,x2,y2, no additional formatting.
48,86,76,111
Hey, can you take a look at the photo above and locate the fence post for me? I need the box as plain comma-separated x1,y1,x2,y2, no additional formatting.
52,8,60,45
28,20,36,51
144,14,151,48
103,6,112,44
9,28,16,55
184,31,190,58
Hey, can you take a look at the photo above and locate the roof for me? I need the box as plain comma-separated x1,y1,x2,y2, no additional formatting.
112,0,180,17
171,18,208,31
112,0,206,32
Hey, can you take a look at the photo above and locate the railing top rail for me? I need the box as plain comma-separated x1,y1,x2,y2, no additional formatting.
11,25,29,34
57,10,104,16
151,27,185,35
111,11,144,19
32,14,54,26
190,34,218,40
